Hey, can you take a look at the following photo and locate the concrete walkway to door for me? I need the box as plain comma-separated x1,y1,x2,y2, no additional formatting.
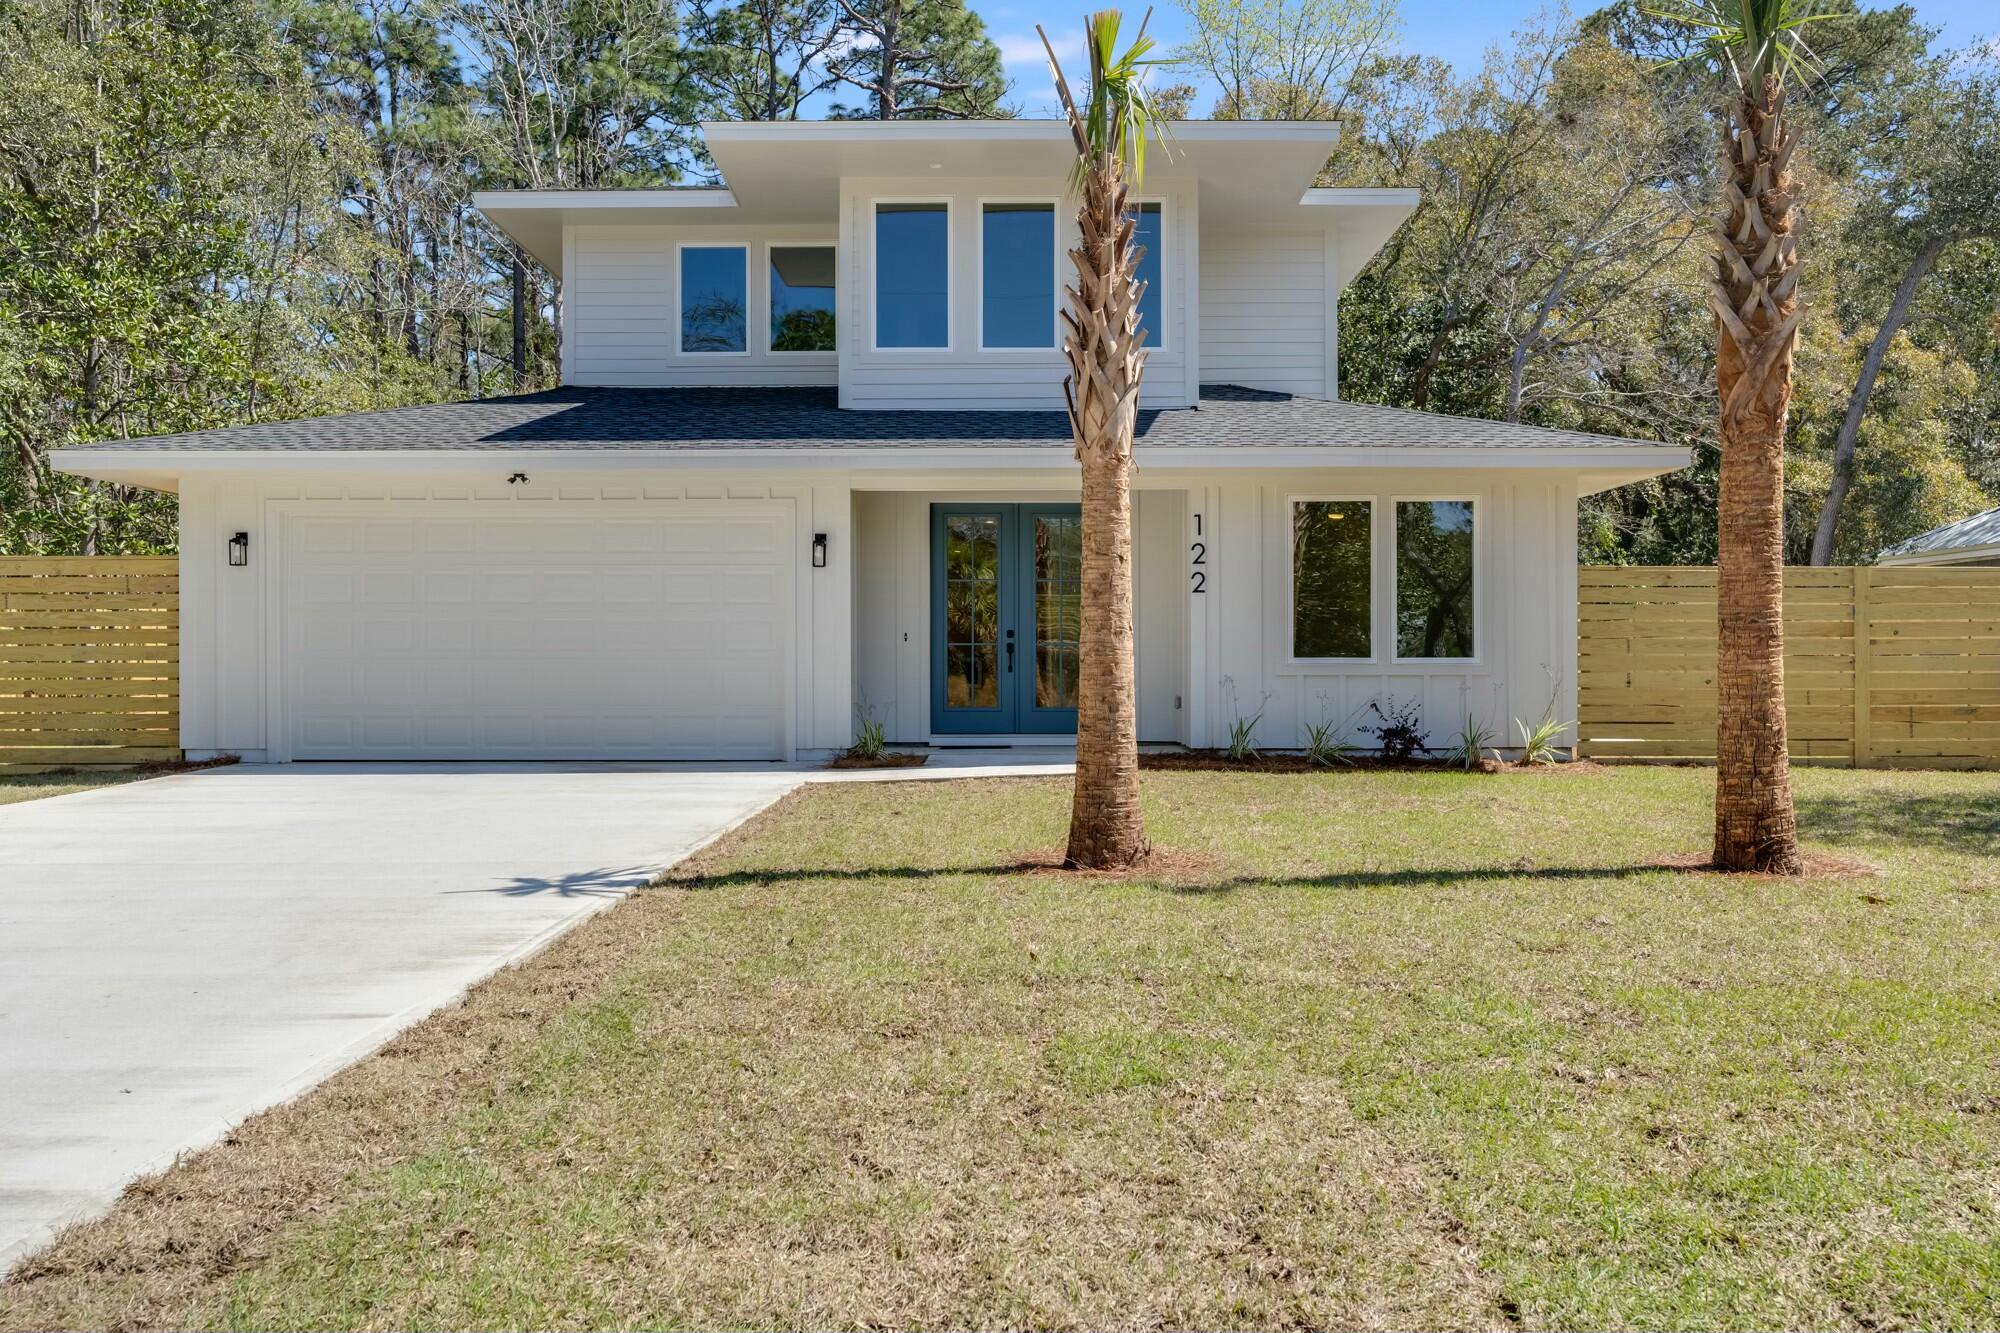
0,762,804,1268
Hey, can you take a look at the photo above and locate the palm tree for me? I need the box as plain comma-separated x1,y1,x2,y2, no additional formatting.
1036,12,1169,870
1660,0,1829,872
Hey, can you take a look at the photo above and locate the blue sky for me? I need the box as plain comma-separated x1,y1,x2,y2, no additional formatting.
981,0,1998,117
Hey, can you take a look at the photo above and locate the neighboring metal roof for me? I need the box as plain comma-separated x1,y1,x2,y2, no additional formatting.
61,385,1681,454
1878,507,2000,563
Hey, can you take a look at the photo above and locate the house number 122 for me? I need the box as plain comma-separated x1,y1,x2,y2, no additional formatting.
1189,513,1206,594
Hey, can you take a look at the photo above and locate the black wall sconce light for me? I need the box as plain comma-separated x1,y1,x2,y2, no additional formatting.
811,532,828,569
227,531,250,567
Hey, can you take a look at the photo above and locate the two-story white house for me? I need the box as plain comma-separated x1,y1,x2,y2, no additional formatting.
56,120,1688,762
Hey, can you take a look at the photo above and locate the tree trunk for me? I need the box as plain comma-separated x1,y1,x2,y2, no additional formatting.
1068,441,1145,868
1061,150,1147,871
1714,350,1800,871
1409,312,1464,410
1808,233,1950,564
1711,77,1803,874
1506,338,1530,423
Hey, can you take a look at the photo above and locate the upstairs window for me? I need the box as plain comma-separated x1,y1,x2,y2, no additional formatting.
1292,500,1372,659
875,202,949,348
981,202,1055,348
770,245,836,352
1395,500,1476,660
1129,201,1164,349
679,244,748,353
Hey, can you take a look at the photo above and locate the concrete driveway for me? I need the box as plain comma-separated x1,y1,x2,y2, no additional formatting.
0,762,802,1268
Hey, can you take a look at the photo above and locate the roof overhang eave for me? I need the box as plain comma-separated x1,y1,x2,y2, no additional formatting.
55,443,1693,489
470,188,740,274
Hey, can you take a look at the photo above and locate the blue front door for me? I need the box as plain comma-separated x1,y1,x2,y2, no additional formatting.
931,504,1081,735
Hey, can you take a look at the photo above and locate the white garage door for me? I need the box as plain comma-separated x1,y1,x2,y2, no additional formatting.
281,504,792,760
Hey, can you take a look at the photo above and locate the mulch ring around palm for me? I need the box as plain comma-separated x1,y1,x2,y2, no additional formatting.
1011,845,1226,884
1651,850,1881,879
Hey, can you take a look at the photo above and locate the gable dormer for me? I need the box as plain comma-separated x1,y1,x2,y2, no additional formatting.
474,121,1416,411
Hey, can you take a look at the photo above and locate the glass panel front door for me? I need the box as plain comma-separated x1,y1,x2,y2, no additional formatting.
1022,508,1081,730
942,513,1002,713
931,504,1081,735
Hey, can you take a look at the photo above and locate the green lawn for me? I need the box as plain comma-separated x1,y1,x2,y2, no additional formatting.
5,766,1998,1330
0,771,145,806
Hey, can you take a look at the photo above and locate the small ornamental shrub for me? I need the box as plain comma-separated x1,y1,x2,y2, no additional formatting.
1226,707,1264,762
1515,714,1569,765
1366,697,1429,764
1445,713,1495,770
848,712,886,760
1303,717,1358,768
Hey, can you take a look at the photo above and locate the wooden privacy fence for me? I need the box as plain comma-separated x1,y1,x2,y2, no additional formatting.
1580,565,2000,768
0,557,179,771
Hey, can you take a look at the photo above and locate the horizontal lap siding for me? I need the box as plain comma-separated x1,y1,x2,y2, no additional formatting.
1199,232,1326,398
566,225,838,389
0,557,180,769
1578,565,2000,767
837,178,1198,409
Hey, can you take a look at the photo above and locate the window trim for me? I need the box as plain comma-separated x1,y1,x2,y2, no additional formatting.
674,241,751,358
870,199,954,353
1283,493,1378,666
766,239,839,357
1126,196,1167,352
1389,495,1482,666
975,196,1062,353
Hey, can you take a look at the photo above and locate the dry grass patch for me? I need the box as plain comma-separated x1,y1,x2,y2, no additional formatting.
0,770,148,806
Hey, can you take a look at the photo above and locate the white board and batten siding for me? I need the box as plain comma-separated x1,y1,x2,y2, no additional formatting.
1185,470,1580,753
851,471,1575,755
563,224,838,389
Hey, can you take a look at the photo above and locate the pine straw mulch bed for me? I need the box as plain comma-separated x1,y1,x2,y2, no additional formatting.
1651,850,1882,879
1010,844,1227,884
1139,749,1612,777
824,750,929,770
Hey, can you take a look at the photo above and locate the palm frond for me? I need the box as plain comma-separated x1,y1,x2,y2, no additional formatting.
1640,0,1832,88
1039,9,1176,192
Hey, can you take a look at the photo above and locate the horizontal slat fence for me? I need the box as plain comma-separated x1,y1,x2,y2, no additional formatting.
0,557,180,770
1580,565,2000,768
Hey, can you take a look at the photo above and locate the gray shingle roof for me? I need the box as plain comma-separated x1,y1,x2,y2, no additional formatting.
64,384,1674,453
1879,507,2000,561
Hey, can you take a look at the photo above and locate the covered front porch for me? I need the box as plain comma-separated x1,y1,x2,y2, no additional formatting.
851,487,1191,748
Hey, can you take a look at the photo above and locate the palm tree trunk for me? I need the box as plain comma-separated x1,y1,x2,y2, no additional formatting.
1068,440,1145,867
1062,151,1147,870
1711,76,1803,874
1714,352,1800,870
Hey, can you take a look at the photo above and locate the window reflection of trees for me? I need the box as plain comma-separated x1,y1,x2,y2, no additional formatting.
1396,501,1474,659
1292,500,1371,658
683,295,745,352
945,516,1001,709
772,308,835,351
1034,515,1081,708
